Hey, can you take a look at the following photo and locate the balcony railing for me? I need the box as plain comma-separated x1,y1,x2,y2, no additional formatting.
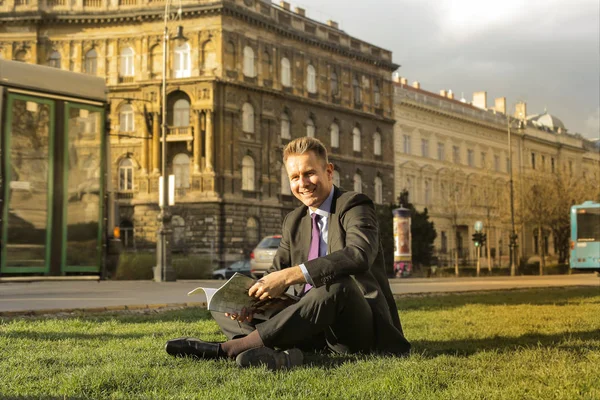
166,126,192,141
83,0,102,7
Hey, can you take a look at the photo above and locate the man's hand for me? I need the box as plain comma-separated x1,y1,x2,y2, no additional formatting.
225,307,253,322
248,267,305,300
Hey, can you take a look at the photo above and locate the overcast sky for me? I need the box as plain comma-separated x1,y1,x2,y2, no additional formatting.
291,0,600,140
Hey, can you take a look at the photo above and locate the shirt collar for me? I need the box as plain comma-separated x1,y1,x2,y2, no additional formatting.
309,186,334,218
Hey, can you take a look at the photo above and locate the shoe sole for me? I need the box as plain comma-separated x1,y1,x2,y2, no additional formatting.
236,347,303,370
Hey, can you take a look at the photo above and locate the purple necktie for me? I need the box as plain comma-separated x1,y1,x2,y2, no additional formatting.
304,213,321,293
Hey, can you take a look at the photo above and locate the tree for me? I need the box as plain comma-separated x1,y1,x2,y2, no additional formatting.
439,168,470,276
521,171,553,274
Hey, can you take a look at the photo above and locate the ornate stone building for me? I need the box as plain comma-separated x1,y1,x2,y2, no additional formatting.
0,0,398,262
393,78,600,267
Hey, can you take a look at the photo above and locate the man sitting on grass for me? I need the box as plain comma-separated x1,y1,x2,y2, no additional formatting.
166,137,410,370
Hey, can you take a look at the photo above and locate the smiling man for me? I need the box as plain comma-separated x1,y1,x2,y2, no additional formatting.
166,137,410,370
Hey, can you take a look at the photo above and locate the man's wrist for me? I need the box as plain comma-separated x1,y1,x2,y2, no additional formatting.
284,266,307,286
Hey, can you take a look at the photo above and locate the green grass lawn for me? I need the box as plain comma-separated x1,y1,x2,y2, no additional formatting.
1,287,599,399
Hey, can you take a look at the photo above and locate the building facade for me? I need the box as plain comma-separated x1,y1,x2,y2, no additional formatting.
0,0,398,262
393,78,600,267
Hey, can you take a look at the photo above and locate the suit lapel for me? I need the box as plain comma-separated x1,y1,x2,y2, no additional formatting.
327,186,341,252
299,208,312,260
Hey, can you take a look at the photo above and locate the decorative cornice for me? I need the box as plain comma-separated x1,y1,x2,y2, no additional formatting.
0,1,397,71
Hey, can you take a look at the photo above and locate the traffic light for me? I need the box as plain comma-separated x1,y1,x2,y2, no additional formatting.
472,232,481,247
472,232,487,248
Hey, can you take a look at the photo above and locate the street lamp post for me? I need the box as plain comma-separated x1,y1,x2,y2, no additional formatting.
153,0,184,282
507,116,518,277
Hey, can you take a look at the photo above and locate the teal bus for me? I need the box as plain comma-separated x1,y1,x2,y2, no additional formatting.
0,59,119,277
570,201,600,273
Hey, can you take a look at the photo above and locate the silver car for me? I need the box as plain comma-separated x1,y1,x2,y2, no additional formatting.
250,235,282,278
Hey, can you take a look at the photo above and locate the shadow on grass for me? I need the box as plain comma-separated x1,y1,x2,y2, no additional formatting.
411,329,600,358
397,286,600,312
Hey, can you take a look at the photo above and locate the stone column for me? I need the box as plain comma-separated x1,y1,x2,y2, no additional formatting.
205,109,213,172
152,112,160,174
193,110,201,173
141,112,149,174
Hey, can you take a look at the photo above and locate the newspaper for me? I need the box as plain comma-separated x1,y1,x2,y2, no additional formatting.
188,273,299,317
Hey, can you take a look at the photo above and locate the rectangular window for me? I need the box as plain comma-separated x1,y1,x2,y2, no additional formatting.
541,155,546,171
437,142,445,161
467,149,474,167
494,155,500,172
531,152,536,169
481,152,487,168
421,139,429,158
551,157,555,172
441,231,447,253
453,146,460,164
403,135,411,154
569,160,573,176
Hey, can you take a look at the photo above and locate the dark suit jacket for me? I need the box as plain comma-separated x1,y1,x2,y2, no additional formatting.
269,186,411,355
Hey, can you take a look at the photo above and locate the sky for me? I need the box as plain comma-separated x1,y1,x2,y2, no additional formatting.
288,0,600,140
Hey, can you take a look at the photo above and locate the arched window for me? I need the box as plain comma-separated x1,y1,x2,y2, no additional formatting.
118,158,134,191
120,47,135,77
246,217,259,246
330,123,339,149
242,103,254,133
173,153,190,189
281,112,291,139
281,57,291,87
373,131,382,156
242,156,255,191
150,45,162,78
374,82,381,107
243,46,255,77
225,41,236,70
174,42,191,78
353,127,361,152
202,40,216,71
330,70,339,96
262,50,272,80
173,98,190,127
353,75,362,104
48,51,61,69
353,173,362,193
172,215,186,247
120,220,134,249
306,118,315,138
120,104,135,132
374,177,383,204
281,165,291,195
333,170,341,187
84,49,97,75
306,64,316,93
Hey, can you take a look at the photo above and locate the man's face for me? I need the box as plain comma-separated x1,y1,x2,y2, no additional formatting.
285,151,333,209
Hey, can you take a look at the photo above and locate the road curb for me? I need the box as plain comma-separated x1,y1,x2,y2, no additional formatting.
0,302,207,317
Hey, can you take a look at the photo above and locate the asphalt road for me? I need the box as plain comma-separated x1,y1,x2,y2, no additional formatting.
0,274,598,314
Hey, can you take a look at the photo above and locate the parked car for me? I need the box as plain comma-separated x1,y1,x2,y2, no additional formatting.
212,259,252,280
250,235,282,278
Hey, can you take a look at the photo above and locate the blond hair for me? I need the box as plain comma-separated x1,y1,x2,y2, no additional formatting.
283,137,329,165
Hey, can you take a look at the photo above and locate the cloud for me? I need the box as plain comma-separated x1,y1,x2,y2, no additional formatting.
584,108,600,140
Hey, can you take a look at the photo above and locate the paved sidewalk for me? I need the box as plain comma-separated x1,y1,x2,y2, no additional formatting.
0,274,598,316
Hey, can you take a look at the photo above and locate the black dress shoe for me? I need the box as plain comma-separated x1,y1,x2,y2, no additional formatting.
165,337,224,359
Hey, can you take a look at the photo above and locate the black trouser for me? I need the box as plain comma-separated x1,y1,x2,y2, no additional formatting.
211,276,374,354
